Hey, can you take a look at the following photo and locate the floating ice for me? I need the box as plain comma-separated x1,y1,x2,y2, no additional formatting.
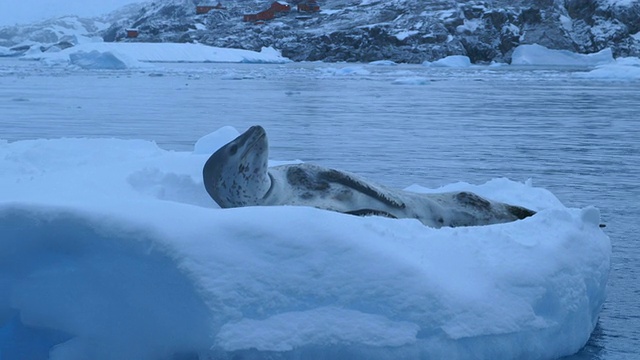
391,76,430,85
425,55,472,67
511,44,614,66
69,50,132,70
193,126,240,154
368,60,397,66
0,46,14,56
0,128,611,360
23,42,290,64
321,66,371,76
574,56,640,80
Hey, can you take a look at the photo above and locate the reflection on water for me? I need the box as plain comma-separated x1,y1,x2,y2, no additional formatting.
1,60,638,359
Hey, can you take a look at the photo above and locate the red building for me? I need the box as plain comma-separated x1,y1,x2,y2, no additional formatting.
297,0,320,12
270,1,291,13
126,29,139,38
244,2,290,22
243,10,275,22
196,2,226,14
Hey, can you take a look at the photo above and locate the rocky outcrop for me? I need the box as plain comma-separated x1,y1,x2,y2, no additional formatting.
2,0,638,63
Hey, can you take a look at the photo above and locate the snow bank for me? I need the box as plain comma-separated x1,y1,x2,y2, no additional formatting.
0,127,610,360
23,42,290,65
424,55,472,67
574,56,640,80
511,44,614,66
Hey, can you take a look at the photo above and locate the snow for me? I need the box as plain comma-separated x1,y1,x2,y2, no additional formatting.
0,126,611,360
604,0,638,5
0,0,138,26
574,56,640,80
23,42,291,65
559,15,573,31
511,44,614,66
424,55,472,67
394,30,419,41
632,31,640,41
456,19,482,34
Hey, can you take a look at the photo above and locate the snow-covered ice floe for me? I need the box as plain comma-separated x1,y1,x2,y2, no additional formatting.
511,44,614,66
424,55,472,67
0,127,610,360
23,42,290,68
391,76,430,85
574,56,640,80
319,66,371,76
368,60,397,66
0,46,16,57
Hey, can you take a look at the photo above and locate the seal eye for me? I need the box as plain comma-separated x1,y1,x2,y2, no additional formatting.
229,144,238,155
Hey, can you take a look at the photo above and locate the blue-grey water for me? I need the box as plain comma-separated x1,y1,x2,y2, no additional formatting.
1,59,638,359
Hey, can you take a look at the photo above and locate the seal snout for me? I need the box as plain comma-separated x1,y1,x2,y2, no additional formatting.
247,125,266,138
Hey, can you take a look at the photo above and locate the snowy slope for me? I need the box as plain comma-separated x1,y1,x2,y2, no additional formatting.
0,16,107,52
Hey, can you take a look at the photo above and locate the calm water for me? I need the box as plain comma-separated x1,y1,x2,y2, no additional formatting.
1,59,638,359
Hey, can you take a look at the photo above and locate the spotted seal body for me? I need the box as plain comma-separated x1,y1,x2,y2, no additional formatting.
203,125,535,228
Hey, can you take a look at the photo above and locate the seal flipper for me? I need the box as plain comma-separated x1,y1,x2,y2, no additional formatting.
319,169,406,209
455,191,536,221
505,204,536,220
344,209,398,219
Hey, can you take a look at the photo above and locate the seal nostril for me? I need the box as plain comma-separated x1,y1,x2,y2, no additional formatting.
229,144,238,155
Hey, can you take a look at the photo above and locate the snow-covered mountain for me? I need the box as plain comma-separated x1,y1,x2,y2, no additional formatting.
0,3,147,55
2,0,639,63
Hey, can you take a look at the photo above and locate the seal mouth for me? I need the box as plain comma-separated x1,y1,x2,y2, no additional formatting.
239,126,268,161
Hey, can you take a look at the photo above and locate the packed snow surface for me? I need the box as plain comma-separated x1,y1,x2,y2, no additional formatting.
511,44,614,66
0,127,610,360
23,42,290,66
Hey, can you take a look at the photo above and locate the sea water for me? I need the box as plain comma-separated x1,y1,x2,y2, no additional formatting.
0,59,638,359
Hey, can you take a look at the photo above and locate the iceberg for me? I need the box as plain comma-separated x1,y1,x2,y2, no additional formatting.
511,44,614,66
424,55,472,67
574,56,640,80
68,50,135,70
22,42,291,65
0,128,611,360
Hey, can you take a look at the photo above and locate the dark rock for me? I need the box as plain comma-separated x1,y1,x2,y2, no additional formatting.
520,8,543,24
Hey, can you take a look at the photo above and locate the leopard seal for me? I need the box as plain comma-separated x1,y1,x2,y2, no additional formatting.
202,125,535,228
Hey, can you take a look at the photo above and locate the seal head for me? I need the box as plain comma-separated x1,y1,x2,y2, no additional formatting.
203,125,271,207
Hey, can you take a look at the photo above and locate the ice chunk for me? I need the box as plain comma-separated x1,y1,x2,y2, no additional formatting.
425,55,472,67
193,126,240,154
0,135,611,360
511,44,614,66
